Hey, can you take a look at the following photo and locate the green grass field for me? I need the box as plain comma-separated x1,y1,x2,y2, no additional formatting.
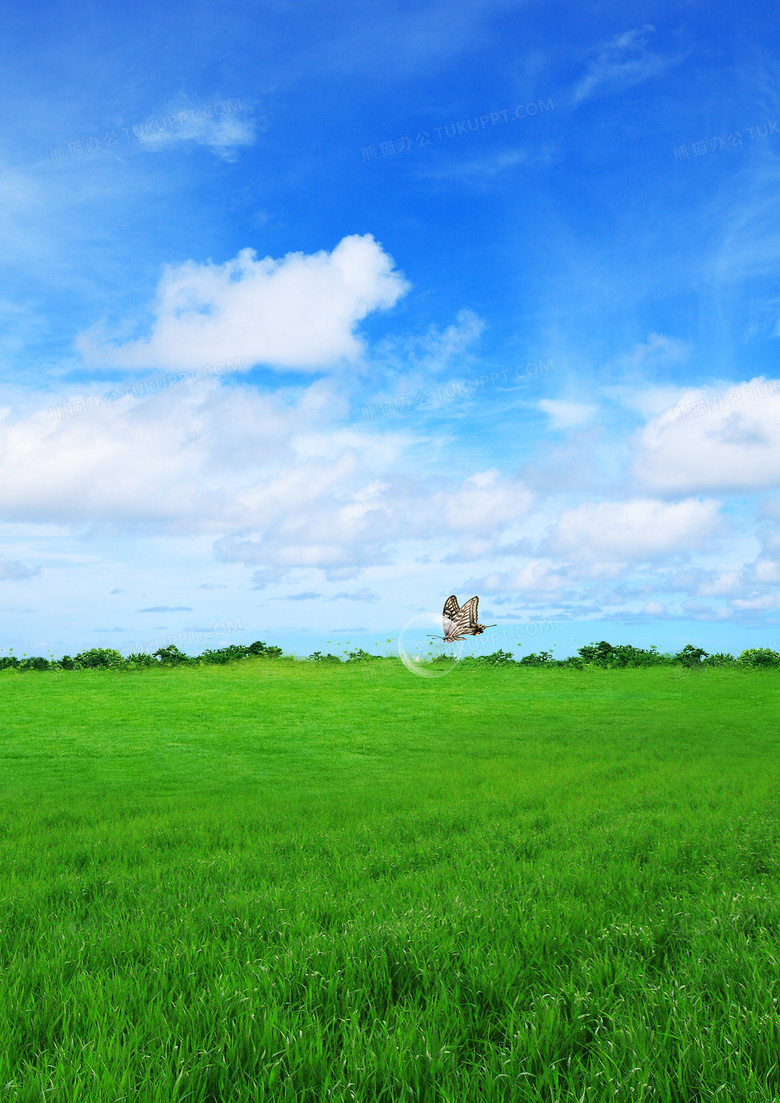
1,659,779,1102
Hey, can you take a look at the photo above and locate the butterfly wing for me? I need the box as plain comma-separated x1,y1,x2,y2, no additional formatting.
443,600,475,642
440,595,492,643
459,596,480,630
442,595,460,621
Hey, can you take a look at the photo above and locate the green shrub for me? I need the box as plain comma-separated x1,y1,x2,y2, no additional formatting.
705,652,735,666
19,656,50,671
519,650,554,665
126,652,154,666
739,648,780,667
308,651,342,663
153,645,190,665
200,642,283,663
73,647,124,668
247,640,283,658
200,645,249,665
674,644,709,667
344,648,380,662
467,649,518,666
577,641,668,668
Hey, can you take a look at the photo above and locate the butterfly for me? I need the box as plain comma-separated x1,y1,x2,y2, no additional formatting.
436,595,496,643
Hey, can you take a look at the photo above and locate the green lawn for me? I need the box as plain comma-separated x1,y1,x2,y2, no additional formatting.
1,660,779,1101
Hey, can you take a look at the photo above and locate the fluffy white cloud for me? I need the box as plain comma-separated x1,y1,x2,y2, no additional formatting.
0,381,536,577
76,234,410,372
440,470,535,533
632,378,780,493
0,380,351,530
696,571,744,597
544,498,724,562
465,557,574,600
215,469,535,572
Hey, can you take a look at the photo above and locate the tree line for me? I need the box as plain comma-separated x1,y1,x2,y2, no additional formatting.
0,639,778,672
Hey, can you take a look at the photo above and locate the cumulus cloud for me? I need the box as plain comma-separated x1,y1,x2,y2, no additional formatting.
0,374,532,574
76,234,410,372
642,601,666,616
0,379,354,531
632,378,780,493
215,468,535,573
464,557,574,601
439,470,535,533
544,498,725,562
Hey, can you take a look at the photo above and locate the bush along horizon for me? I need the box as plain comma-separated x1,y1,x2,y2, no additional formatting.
0,638,779,673
0,640,284,672
452,640,780,670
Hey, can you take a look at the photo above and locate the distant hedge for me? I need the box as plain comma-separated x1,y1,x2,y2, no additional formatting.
0,640,283,671
461,642,780,670
1,639,778,673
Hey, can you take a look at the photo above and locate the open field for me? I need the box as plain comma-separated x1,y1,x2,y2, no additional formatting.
1,660,779,1101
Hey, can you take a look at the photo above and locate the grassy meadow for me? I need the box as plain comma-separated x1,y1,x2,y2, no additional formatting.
0,658,779,1101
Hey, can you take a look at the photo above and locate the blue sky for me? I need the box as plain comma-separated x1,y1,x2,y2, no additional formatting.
2,0,780,660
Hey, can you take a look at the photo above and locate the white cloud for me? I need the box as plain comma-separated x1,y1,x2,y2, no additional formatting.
538,399,598,429
76,234,410,372
632,378,780,493
0,379,347,530
544,498,724,562
215,469,535,573
731,594,780,612
465,558,573,600
440,470,535,533
619,332,690,369
415,149,533,182
643,601,666,616
606,383,691,418
573,25,671,104
0,374,539,577
697,571,744,597
135,103,257,162
753,559,780,584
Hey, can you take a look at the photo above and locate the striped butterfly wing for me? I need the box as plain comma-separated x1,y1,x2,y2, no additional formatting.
442,595,460,621
459,595,480,631
443,596,479,642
